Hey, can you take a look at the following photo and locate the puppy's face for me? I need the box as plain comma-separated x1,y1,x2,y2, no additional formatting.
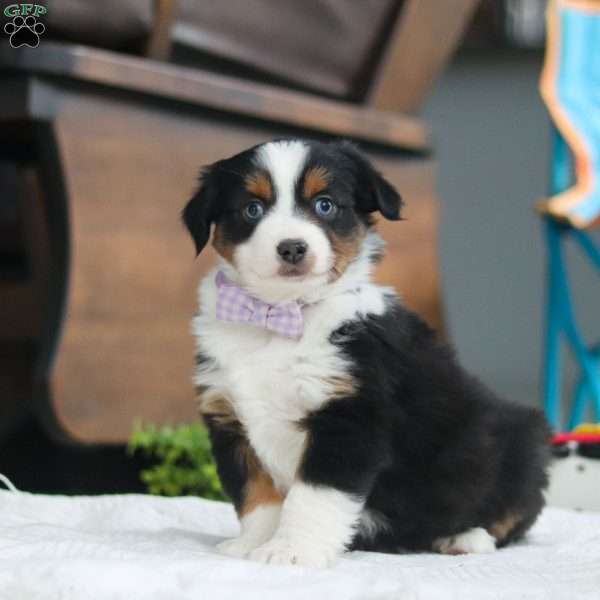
183,140,402,302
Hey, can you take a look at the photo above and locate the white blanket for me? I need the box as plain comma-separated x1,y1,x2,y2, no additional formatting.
1,490,599,600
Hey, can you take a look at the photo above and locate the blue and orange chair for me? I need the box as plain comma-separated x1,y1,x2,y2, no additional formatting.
539,0,600,431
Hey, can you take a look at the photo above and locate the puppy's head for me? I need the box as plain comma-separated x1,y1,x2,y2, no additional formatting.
183,139,402,302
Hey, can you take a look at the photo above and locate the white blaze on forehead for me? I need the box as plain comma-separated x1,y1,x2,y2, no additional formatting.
256,140,309,215
236,139,330,303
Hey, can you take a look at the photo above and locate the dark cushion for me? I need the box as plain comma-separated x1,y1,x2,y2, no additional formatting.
41,0,399,99
45,0,153,51
174,0,399,99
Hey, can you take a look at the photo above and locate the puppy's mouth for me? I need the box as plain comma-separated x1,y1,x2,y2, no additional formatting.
277,254,317,279
277,264,311,278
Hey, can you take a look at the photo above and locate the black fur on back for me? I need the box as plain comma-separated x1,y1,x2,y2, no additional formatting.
301,298,550,552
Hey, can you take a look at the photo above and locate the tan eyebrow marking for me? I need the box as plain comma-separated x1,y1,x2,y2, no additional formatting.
303,165,330,198
245,171,273,201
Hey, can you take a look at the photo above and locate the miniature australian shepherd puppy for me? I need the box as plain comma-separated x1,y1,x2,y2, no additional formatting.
182,139,550,568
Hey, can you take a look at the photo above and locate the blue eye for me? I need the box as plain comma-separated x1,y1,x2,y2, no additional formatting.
314,196,336,218
243,201,265,222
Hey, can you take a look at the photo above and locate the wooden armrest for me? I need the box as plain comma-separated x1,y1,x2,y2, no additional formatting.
145,0,179,61
368,0,480,113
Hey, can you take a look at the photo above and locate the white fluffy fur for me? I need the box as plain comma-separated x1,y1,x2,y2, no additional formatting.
194,235,388,489
217,504,281,559
256,140,308,215
248,482,363,568
434,527,497,555
194,228,390,565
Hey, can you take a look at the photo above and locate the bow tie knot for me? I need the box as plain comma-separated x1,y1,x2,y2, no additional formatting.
215,271,304,338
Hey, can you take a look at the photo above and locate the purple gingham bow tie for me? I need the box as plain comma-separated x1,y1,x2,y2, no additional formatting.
215,271,304,338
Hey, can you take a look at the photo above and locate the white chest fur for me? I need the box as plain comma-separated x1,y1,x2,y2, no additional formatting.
192,266,388,491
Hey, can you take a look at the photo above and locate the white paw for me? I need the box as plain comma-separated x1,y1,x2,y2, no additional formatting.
435,527,496,555
217,536,263,559
248,536,336,568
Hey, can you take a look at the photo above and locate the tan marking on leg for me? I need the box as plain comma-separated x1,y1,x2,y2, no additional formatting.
489,512,523,542
197,388,281,518
235,436,261,475
197,388,238,428
240,471,283,518
327,374,358,398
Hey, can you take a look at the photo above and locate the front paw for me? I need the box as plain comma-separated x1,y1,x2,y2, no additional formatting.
248,536,337,568
217,536,262,559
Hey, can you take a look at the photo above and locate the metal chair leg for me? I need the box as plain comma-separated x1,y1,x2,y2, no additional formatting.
543,219,564,430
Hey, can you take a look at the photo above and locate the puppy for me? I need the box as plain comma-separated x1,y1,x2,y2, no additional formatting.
183,139,550,568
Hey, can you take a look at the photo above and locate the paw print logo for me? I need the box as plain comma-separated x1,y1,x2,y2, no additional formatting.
4,15,45,48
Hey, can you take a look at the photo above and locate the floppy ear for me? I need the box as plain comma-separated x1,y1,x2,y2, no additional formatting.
182,167,219,255
338,141,403,221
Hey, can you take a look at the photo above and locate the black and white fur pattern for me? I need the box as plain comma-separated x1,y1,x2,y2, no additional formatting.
183,139,550,568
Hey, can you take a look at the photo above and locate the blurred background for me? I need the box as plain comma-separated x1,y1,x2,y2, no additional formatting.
0,0,598,496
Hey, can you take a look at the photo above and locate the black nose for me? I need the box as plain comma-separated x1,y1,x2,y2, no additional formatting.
277,239,308,265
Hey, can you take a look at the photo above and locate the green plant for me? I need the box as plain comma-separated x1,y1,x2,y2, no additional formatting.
128,421,227,501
